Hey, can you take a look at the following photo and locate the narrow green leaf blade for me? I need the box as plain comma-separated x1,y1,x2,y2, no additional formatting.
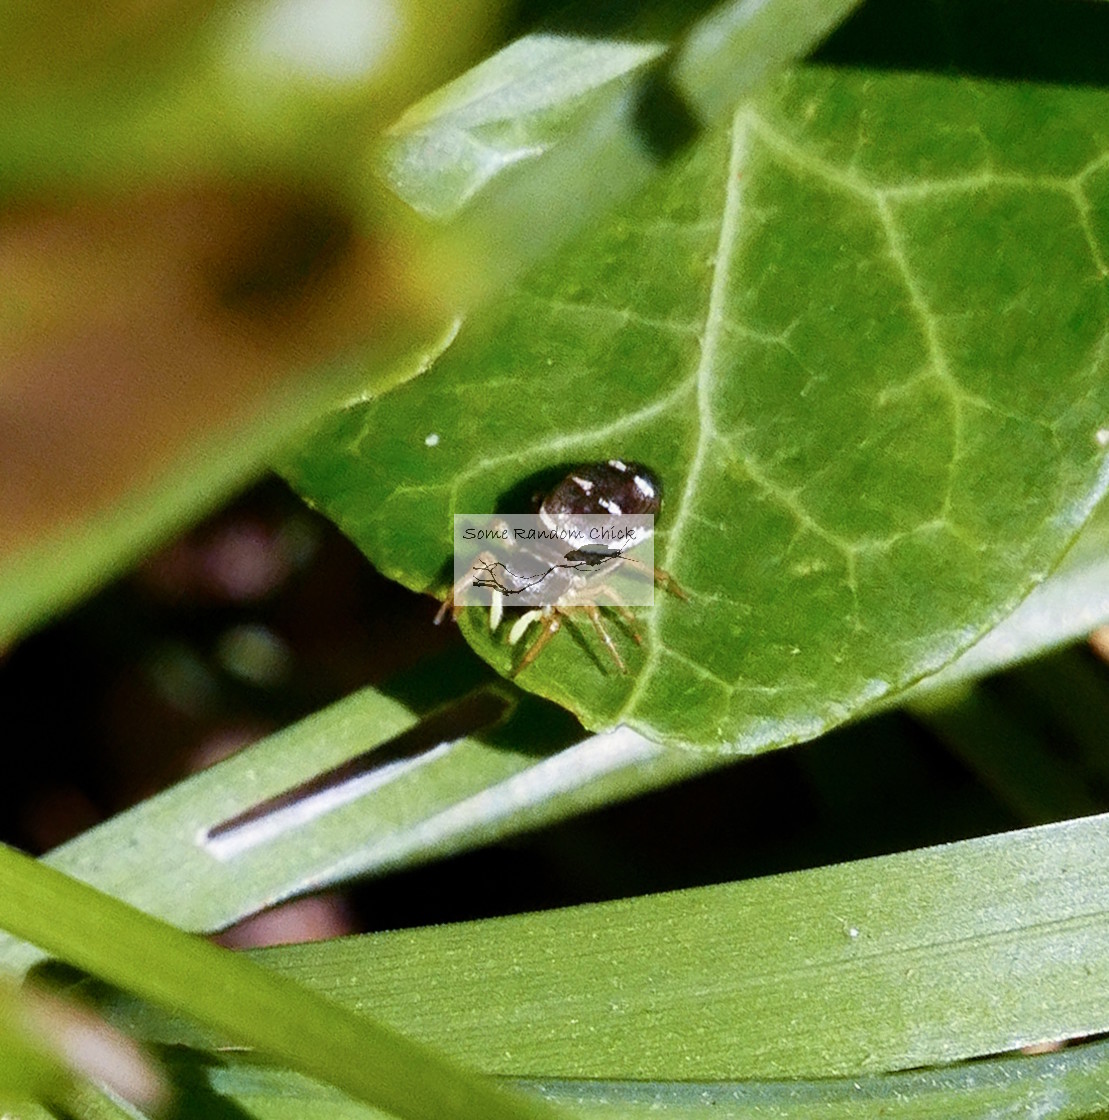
256,811,1109,1080
0,845,564,1120
187,1039,1109,1120
0,672,722,977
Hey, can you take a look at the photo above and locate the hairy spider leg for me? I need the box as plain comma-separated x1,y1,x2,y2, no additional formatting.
576,552,688,607
593,588,643,643
434,549,501,626
581,603,627,673
575,559,687,648
508,603,628,675
653,563,688,600
510,609,562,677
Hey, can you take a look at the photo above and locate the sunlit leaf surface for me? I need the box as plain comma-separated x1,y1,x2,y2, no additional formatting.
286,25,1109,747
181,1039,1109,1120
258,812,1109,1081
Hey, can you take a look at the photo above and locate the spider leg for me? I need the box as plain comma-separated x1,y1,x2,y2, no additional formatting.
435,549,499,624
584,551,687,604
507,608,543,645
433,594,455,626
593,588,642,644
512,611,562,676
582,604,627,673
653,565,688,601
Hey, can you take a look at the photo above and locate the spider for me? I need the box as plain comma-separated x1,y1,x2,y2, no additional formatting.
437,459,686,674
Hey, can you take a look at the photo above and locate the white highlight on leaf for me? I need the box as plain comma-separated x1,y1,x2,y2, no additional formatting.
203,740,456,861
1096,428,1109,447
340,725,700,876
345,316,462,406
425,432,440,447
245,0,401,82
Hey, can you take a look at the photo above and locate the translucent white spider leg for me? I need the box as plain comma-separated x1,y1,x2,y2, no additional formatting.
507,609,543,645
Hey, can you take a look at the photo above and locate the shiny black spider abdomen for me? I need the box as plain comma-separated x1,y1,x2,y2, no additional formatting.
538,459,662,525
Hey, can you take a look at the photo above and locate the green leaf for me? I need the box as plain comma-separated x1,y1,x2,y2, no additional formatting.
0,844,563,1120
908,490,1109,695
0,980,73,1109
174,1039,1109,1120
0,0,858,647
100,811,1109,1087
0,667,726,979
392,0,863,295
522,1049,1109,1120
285,40,1109,748
251,811,1109,1081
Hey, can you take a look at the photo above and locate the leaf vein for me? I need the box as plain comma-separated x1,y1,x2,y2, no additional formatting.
620,112,751,723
